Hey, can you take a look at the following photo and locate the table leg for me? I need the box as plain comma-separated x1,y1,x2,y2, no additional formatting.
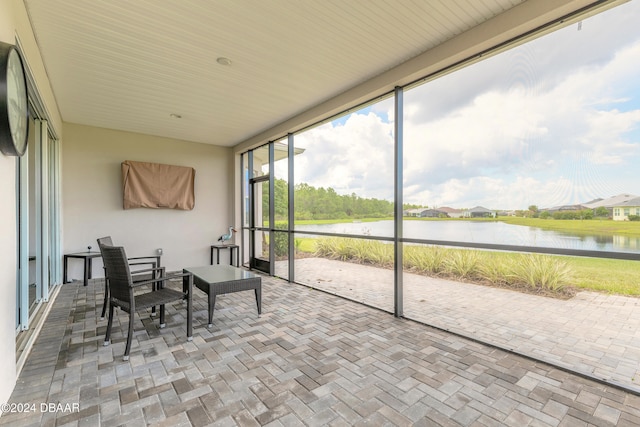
63,255,69,284
83,258,89,287
210,247,214,265
186,275,193,340
208,292,215,327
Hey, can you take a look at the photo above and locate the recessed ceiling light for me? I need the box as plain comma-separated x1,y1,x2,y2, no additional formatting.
216,57,232,66
169,113,182,119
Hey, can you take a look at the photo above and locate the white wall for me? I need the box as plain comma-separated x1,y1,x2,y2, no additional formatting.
0,130,17,405
0,0,19,406
62,123,234,278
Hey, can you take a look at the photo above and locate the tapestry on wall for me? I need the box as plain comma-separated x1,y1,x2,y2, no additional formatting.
121,160,195,210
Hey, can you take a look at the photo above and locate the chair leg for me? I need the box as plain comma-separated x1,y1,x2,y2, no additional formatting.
100,279,109,320
159,304,166,328
150,271,158,316
123,311,134,361
104,303,114,346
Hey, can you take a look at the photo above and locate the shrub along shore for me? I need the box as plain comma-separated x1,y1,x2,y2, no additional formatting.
307,237,640,298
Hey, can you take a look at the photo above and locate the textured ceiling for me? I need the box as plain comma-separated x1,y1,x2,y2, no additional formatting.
23,0,588,148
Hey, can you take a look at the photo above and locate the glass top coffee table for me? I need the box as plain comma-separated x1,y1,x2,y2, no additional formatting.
183,265,262,327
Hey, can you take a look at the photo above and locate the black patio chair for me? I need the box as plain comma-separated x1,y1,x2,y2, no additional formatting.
97,236,161,319
99,244,193,360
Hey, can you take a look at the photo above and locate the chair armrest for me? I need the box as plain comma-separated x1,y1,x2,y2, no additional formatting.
131,269,187,289
128,261,157,268
135,271,193,293
131,276,167,288
130,266,165,277
128,255,161,262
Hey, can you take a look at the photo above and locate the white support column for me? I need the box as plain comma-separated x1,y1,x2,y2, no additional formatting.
17,151,29,330
48,137,61,285
35,119,50,303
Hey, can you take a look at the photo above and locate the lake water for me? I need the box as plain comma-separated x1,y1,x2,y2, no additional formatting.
296,220,640,254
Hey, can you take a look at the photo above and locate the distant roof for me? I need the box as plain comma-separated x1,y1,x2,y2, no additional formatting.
612,196,640,207
437,206,462,213
583,194,639,208
583,198,603,205
545,204,587,211
469,206,493,213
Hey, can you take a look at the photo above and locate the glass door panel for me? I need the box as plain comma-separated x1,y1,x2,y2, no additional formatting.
251,176,271,273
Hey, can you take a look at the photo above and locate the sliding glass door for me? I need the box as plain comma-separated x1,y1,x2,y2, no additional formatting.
16,117,61,331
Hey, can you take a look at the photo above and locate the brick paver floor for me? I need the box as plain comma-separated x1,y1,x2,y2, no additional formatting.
291,258,640,395
2,270,640,426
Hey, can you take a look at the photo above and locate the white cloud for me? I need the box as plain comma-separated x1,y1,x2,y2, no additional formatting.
400,34,640,207
414,175,595,210
291,1,640,210
294,111,394,200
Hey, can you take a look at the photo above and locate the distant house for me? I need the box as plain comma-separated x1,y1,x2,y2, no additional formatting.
464,206,496,218
582,197,604,207
405,208,425,217
612,197,640,221
438,206,463,218
425,209,443,218
543,204,588,214
583,193,639,209
405,208,444,218
541,194,640,218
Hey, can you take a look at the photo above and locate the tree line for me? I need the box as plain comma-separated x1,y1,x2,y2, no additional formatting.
269,182,634,221
270,179,396,220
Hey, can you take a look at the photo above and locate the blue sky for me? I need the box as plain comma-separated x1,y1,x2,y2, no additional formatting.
292,1,640,210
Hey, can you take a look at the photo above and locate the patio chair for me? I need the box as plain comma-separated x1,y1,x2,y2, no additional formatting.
99,244,193,360
97,236,161,319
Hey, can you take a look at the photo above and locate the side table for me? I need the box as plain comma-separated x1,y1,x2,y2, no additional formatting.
183,264,261,327
210,244,239,267
64,251,102,286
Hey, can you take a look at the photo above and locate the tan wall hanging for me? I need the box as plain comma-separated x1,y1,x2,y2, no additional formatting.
122,160,195,210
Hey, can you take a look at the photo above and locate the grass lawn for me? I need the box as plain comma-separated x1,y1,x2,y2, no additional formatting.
499,216,640,236
291,236,640,296
563,256,640,295
403,215,640,236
